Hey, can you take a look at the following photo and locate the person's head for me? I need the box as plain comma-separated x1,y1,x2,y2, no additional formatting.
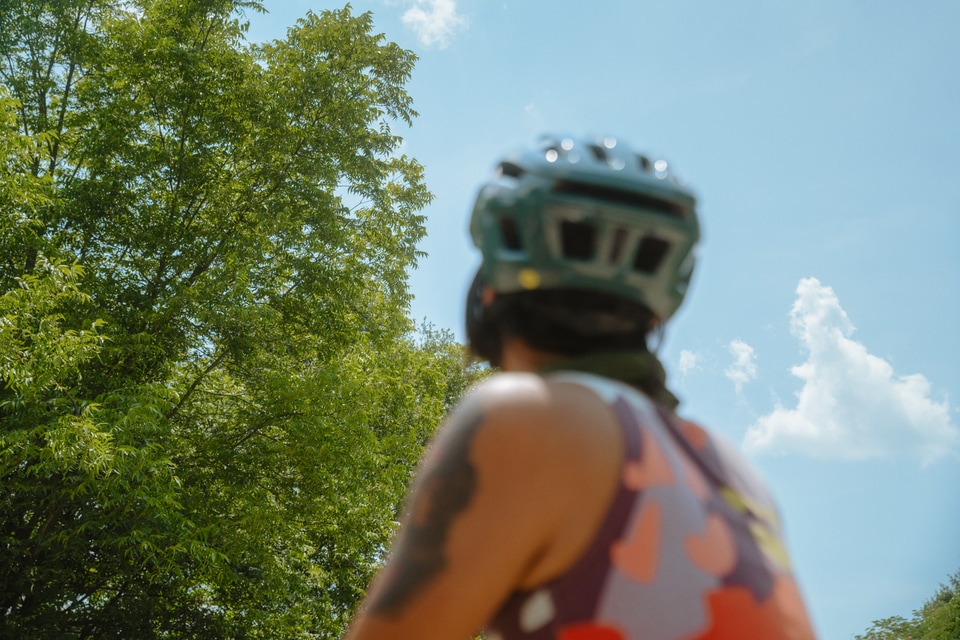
465,135,700,367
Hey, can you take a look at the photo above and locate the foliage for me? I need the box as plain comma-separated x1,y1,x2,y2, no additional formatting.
855,569,960,640
0,1,467,637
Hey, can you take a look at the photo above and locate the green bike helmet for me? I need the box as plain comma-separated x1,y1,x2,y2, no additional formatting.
469,134,700,324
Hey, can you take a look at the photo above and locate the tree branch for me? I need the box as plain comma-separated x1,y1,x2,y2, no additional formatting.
167,350,230,419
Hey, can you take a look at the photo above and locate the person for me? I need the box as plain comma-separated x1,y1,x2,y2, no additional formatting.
344,135,817,640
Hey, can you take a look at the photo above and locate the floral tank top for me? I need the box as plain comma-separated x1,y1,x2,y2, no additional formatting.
485,373,817,640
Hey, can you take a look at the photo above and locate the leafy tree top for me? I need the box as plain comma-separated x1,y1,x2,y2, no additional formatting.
1,2,464,638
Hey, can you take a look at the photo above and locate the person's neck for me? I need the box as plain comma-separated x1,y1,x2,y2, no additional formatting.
504,341,680,410
498,337,564,373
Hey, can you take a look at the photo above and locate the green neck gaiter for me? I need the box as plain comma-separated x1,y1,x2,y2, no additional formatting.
540,350,679,410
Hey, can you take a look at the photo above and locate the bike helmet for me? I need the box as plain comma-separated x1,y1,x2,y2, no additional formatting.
469,134,700,325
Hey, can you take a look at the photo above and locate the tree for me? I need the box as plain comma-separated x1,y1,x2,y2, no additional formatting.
0,2,466,637
855,569,960,640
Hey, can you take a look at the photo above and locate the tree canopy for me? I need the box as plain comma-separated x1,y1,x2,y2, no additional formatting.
0,1,467,637
855,569,960,640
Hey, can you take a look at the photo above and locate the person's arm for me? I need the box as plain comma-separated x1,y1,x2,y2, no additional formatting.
344,374,622,640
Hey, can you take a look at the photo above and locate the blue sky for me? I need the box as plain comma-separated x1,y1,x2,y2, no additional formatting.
249,2,960,637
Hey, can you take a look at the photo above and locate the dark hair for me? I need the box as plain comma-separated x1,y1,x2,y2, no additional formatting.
466,271,654,366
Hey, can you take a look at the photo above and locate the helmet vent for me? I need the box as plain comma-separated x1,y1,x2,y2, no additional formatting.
633,236,670,273
560,220,597,260
498,216,524,251
552,180,687,218
498,162,525,179
588,145,608,162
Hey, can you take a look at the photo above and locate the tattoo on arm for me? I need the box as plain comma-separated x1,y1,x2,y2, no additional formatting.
368,411,485,617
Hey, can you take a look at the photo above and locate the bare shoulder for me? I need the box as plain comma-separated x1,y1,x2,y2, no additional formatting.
348,373,625,639
442,372,625,585
450,371,623,450
422,371,623,514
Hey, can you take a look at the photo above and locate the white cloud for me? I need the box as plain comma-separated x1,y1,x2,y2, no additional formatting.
402,0,466,49
679,349,701,376
744,278,958,464
725,339,757,392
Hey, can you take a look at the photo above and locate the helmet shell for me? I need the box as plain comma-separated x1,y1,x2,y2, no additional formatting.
469,135,700,322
